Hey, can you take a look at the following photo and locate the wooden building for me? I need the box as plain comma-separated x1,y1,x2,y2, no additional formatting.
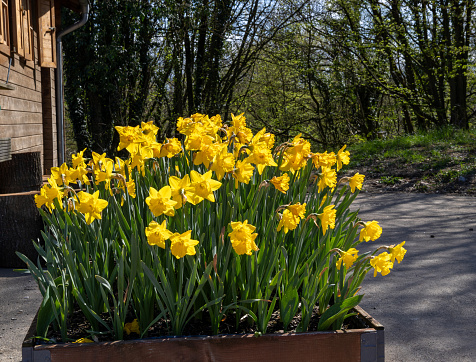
0,0,86,267
0,0,84,175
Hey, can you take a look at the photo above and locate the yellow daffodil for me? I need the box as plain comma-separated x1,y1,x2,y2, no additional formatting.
228,113,253,144
176,116,194,134
210,147,235,180
145,220,173,248
115,125,145,153
140,121,159,143
186,170,222,205
311,151,336,169
34,186,51,210
277,209,300,234
68,164,90,185
169,230,199,259
349,173,365,193
232,160,255,188
270,173,290,194
146,186,177,217
287,202,306,219
73,338,94,343
72,148,87,168
251,128,275,149
370,252,393,277
389,241,407,264
359,220,382,242
90,152,111,169
126,179,136,198
124,319,140,335
203,114,223,136
229,220,259,255
184,126,214,151
231,112,247,129
318,204,336,234
336,145,350,171
50,163,69,186
114,157,128,178
159,138,182,158
245,143,277,175
129,146,153,176
76,191,108,224
336,248,359,270
277,202,307,233
36,177,66,212
169,175,192,208
94,159,114,192
193,142,220,168
279,134,312,173
317,166,337,192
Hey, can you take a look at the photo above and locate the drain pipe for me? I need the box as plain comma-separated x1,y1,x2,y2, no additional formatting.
55,0,89,166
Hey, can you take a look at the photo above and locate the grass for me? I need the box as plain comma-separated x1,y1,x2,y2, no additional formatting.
349,126,476,166
346,126,476,193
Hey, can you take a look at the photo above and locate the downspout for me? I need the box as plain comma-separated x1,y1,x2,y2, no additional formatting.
55,0,89,166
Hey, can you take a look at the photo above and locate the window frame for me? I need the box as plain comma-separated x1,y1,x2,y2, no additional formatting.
0,0,10,56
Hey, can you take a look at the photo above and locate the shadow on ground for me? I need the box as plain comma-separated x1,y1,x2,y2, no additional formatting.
352,193,476,362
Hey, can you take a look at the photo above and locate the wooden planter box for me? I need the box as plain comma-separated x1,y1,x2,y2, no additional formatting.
22,306,384,362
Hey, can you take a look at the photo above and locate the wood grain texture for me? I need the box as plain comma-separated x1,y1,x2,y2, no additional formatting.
31,330,370,362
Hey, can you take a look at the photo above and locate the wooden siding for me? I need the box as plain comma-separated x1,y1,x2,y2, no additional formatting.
0,30,45,171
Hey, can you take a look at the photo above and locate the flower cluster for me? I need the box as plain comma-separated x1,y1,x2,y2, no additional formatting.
28,112,407,341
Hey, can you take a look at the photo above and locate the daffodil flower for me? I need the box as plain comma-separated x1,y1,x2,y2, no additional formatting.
124,319,140,335
349,173,365,193
270,173,290,194
318,204,336,234
389,241,407,264
336,248,359,270
169,175,192,209
146,186,177,217
186,170,222,204
232,160,255,188
359,220,382,242
76,191,108,225
145,220,173,248
229,220,259,255
336,145,350,171
169,230,199,259
370,252,393,277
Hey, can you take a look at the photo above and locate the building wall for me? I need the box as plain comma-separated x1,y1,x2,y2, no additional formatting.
0,34,57,175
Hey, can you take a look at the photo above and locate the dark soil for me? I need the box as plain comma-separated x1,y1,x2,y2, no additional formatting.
344,156,476,196
35,305,370,344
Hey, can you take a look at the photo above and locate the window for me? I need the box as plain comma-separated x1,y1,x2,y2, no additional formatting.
0,0,55,66
0,0,10,55
12,0,33,61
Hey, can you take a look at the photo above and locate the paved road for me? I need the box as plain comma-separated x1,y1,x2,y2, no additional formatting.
0,269,41,362
0,192,475,361
352,193,476,362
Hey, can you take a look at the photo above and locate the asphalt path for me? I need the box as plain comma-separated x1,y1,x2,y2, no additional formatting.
0,192,475,361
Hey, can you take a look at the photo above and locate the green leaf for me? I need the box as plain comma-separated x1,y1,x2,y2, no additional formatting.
280,287,299,331
317,295,363,331
36,287,55,337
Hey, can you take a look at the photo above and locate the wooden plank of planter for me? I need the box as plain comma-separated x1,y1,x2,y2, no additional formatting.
23,307,384,362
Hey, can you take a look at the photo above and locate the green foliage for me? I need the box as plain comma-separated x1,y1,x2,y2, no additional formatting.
18,118,405,341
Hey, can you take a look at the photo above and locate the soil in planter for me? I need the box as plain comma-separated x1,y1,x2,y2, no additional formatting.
36,304,370,344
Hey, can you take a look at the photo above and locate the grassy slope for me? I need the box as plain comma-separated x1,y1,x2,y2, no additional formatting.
345,127,476,195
